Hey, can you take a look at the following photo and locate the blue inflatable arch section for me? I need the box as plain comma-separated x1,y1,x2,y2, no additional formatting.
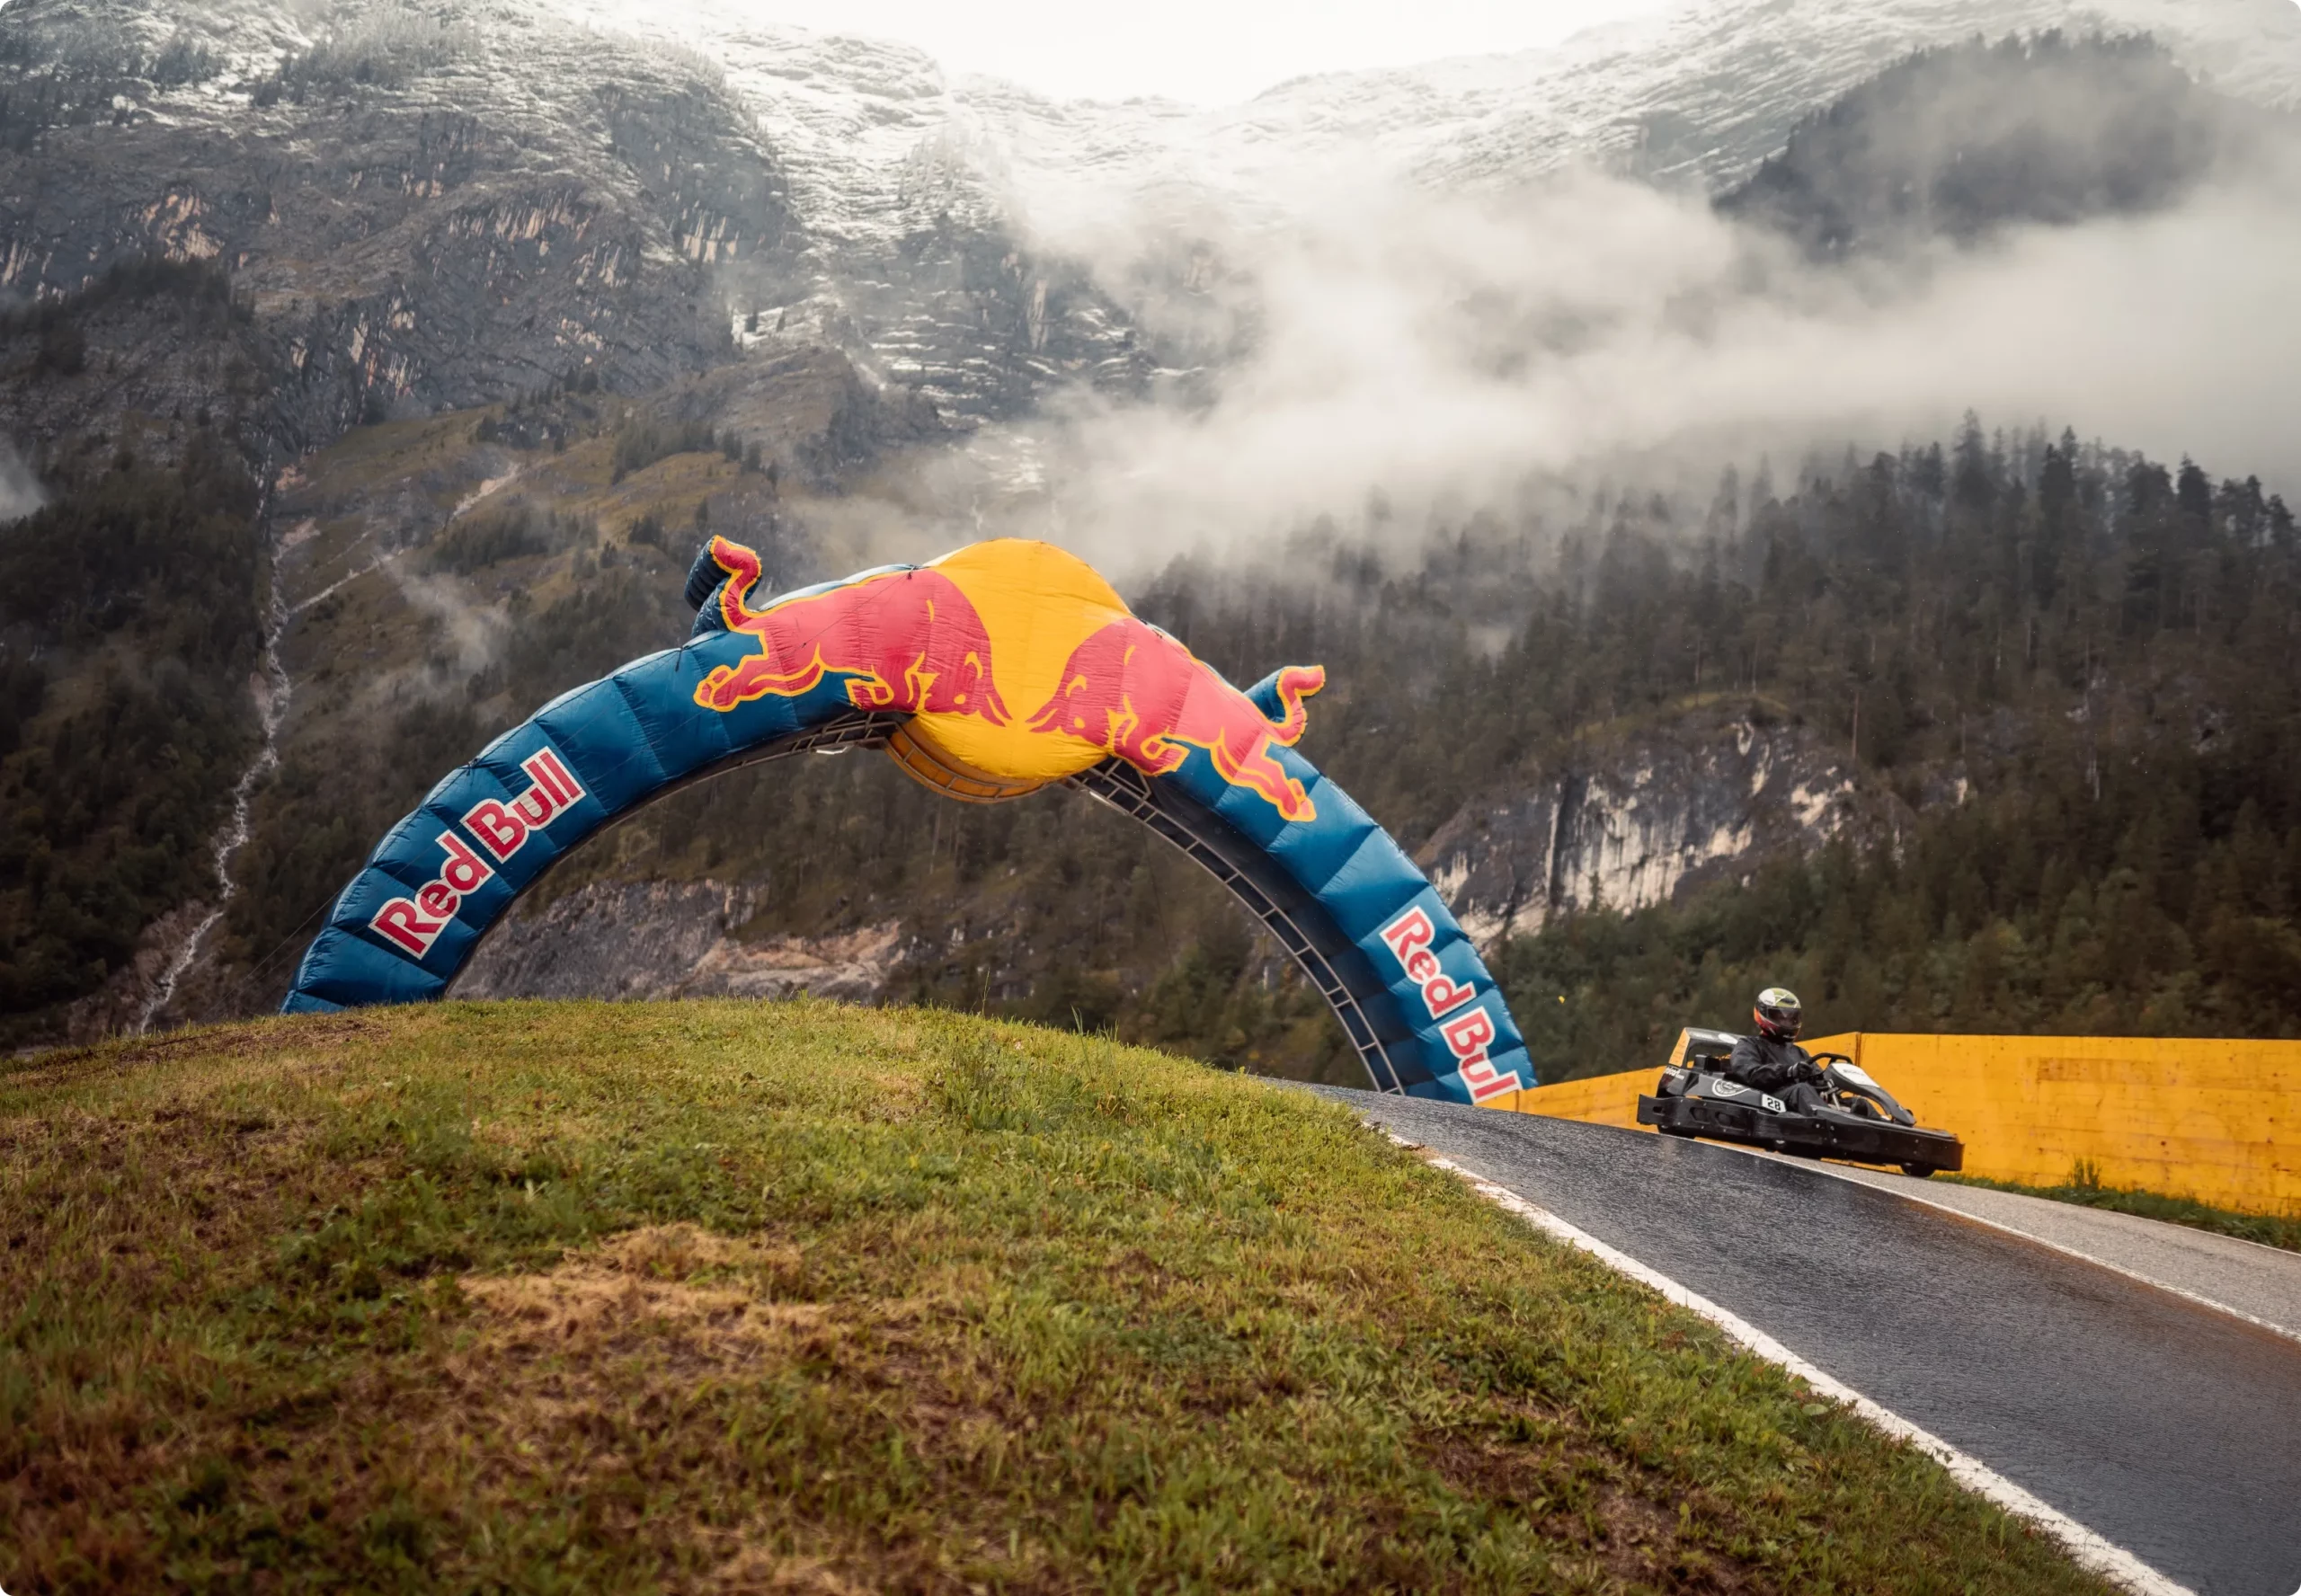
284,599,1533,1105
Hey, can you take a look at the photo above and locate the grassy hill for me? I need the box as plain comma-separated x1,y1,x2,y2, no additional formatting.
2,1001,2108,1593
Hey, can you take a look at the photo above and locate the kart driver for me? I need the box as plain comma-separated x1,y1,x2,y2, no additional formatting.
1728,988,1824,1111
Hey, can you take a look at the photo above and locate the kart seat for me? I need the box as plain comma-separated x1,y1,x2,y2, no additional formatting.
1670,1026,1742,1070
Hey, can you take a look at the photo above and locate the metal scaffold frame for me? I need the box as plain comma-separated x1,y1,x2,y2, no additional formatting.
1068,758,1409,1095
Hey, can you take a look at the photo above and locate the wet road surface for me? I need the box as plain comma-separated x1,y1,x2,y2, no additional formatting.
1755,1150,2301,1339
1320,1088,2301,1596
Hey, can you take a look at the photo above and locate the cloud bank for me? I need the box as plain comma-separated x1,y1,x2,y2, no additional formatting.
964,142,2301,572
0,438,44,523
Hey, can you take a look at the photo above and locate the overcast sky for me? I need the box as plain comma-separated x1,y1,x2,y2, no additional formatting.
739,0,1680,103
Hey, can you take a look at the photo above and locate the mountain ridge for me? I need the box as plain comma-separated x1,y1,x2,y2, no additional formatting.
9,0,2299,426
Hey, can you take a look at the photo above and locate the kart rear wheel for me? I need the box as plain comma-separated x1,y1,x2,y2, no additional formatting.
1900,1163,1936,1178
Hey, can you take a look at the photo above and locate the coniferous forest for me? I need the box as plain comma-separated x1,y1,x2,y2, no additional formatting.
0,436,262,1017
1157,422,2301,1078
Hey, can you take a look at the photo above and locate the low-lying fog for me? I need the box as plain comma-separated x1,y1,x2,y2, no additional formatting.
940,137,2301,574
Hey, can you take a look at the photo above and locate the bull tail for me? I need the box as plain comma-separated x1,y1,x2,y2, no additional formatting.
708,536,770,631
1258,665,1326,746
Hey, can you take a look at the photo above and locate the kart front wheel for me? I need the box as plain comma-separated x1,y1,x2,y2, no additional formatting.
1900,1163,1936,1178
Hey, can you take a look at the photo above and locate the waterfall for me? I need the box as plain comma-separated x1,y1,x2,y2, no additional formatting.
134,497,296,1034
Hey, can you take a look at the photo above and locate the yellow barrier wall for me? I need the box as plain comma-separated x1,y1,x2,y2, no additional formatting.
1495,1033,2301,1218
1486,1072,1648,1130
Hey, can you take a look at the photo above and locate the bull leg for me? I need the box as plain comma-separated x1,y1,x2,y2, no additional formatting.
694,648,830,711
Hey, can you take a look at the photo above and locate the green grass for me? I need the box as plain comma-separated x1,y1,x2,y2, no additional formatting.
1944,1161,2301,1255
2,1001,2113,1594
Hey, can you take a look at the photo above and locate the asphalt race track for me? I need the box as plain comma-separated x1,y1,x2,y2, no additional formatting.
1319,1088,2301,1596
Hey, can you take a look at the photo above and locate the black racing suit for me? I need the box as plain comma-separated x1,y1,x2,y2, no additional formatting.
1726,1033,1824,1113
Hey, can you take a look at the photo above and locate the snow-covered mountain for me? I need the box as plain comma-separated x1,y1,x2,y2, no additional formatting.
547,0,2301,377
569,0,2301,215
2,0,2296,432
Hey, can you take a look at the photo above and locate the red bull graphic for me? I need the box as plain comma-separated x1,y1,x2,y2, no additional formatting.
371,829,495,958
1440,1005,1520,1104
369,746,586,958
464,748,587,861
693,536,1009,723
1381,903,1519,1103
1380,906,1478,1018
1028,617,1327,824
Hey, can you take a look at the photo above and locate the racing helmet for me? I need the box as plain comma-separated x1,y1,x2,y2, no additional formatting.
1754,987,1802,1041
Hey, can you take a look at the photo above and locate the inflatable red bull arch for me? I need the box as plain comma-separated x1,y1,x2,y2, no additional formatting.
284,538,1532,1104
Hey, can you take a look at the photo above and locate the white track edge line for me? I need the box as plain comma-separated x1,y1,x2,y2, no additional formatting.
1733,1148,2301,1348
1415,1148,2196,1596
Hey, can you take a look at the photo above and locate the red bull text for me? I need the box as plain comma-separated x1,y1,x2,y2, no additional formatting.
693,537,1009,723
1028,617,1326,823
464,748,587,861
1381,905,1519,1103
369,747,585,958
1380,905,1478,1016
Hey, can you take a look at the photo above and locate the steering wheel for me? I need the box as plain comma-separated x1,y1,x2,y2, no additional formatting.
1805,1052,1864,1114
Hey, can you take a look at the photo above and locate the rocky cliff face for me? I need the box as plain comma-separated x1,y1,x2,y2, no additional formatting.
1422,705,1926,947
453,879,903,1003
0,0,1159,471
1,37,722,459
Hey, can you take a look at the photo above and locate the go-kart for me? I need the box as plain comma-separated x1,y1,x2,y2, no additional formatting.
1634,1027,1965,1177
